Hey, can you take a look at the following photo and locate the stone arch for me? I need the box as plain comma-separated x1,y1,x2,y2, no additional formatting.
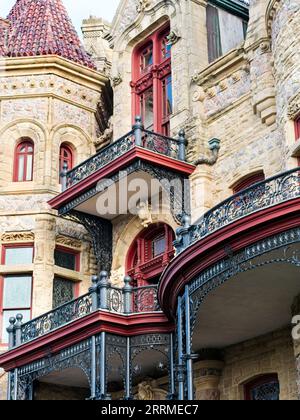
0,119,47,186
50,125,95,187
111,212,178,286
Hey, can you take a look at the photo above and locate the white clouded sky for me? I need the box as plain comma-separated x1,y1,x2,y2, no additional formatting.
1,0,121,36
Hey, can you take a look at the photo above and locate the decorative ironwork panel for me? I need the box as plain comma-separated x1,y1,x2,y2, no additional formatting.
249,381,280,401
66,131,135,188
53,277,75,309
133,286,161,313
20,293,92,344
176,167,300,253
107,287,124,313
142,130,179,160
67,211,112,273
14,339,92,400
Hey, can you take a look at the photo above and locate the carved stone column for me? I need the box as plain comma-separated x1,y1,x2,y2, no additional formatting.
194,360,224,401
292,294,300,399
32,215,56,317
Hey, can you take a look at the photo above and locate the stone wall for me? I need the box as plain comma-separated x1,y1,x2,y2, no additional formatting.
218,328,298,400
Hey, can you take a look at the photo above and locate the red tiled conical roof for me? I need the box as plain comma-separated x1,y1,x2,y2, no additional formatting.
0,0,96,69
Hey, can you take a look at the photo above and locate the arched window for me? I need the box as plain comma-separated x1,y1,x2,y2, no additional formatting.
59,144,73,182
126,223,175,287
131,24,172,136
244,374,280,401
14,139,34,182
233,171,265,194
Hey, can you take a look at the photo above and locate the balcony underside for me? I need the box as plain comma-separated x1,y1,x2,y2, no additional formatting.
50,149,194,222
192,248,300,350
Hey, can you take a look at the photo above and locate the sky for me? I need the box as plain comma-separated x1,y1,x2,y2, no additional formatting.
1,0,121,35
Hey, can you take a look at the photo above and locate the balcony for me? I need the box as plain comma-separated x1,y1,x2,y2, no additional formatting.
174,167,300,253
63,117,188,191
7,273,162,349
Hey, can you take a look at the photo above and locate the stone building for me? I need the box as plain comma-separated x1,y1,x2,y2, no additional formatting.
0,0,299,401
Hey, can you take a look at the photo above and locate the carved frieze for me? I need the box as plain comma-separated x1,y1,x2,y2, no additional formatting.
1,231,34,243
56,235,82,250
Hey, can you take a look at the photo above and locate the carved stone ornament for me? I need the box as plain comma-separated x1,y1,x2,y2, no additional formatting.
95,116,113,148
288,92,300,119
167,30,181,46
56,235,82,250
111,74,122,87
136,380,168,400
137,200,152,228
136,0,152,13
1,231,34,243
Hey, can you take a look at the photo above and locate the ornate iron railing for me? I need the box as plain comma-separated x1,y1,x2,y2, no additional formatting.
9,282,161,348
20,293,92,344
175,167,300,253
62,117,187,190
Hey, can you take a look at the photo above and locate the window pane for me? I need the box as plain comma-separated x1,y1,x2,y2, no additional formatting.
218,8,245,55
2,309,30,343
54,249,77,271
5,247,33,265
141,88,154,130
207,4,222,62
18,155,25,181
3,275,32,309
141,45,153,72
26,154,33,181
53,277,75,308
152,236,166,258
163,75,173,118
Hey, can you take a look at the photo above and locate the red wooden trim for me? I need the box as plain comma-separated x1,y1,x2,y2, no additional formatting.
158,198,300,319
295,117,300,141
0,244,34,344
131,23,171,133
48,147,195,211
0,311,174,371
13,139,34,182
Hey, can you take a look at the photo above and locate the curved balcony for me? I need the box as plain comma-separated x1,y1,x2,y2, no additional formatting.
159,166,300,317
175,167,300,253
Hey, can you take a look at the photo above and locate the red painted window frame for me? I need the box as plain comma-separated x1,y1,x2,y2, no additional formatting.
126,223,174,287
244,374,279,400
0,243,34,345
131,24,172,136
13,139,34,182
54,245,81,299
295,116,300,141
59,144,74,182
233,171,265,194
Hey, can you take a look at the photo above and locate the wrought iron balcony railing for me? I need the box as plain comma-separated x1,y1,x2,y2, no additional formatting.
6,274,161,349
175,167,300,253
61,116,187,190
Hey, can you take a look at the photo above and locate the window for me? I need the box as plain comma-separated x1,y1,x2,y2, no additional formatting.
233,171,265,194
54,247,79,271
132,25,172,136
245,375,280,401
126,223,174,287
59,144,73,182
14,139,34,182
0,245,33,343
207,3,248,63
